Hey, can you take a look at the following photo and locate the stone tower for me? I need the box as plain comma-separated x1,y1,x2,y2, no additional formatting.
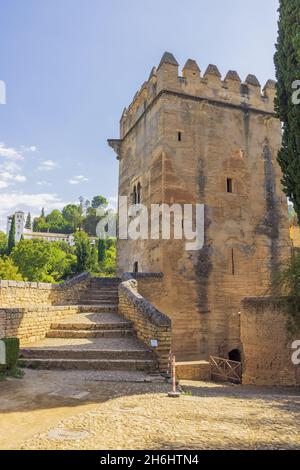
7,211,25,242
108,52,291,361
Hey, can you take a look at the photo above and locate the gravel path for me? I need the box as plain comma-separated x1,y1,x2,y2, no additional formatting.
1,370,300,450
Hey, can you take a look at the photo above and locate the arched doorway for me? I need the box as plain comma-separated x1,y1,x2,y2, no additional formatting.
228,349,241,362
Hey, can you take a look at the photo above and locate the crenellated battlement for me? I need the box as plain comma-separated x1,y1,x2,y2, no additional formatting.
120,52,277,138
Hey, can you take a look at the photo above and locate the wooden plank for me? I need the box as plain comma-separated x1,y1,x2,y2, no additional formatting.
209,356,242,383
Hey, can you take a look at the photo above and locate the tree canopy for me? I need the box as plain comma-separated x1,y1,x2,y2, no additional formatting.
0,194,116,282
274,0,300,219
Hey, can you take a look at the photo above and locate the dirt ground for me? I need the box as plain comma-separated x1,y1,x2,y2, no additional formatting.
0,369,300,450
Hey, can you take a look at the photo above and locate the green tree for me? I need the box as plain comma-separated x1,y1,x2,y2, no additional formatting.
25,212,32,230
62,204,82,232
74,232,92,273
274,0,300,219
12,239,75,283
7,216,16,255
91,195,108,209
102,238,116,276
98,239,106,263
33,216,49,233
83,207,99,236
46,210,65,233
0,231,8,256
90,244,99,272
97,238,116,276
0,257,23,281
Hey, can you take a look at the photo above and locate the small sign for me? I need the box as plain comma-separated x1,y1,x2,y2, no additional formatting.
151,339,158,348
0,340,6,365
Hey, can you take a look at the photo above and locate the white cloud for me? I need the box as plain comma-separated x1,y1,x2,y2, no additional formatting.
21,145,37,153
38,160,58,171
37,180,52,187
0,142,29,189
0,142,24,160
0,191,67,231
69,175,89,185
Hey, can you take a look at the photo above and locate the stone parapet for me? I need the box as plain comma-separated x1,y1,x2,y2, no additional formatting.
119,52,277,139
118,273,171,372
0,305,81,344
0,272,91,307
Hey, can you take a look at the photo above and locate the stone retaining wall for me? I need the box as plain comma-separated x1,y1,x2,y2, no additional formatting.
241,297,300,386
118,273,172,373
0,305,80,345
0,272,91,307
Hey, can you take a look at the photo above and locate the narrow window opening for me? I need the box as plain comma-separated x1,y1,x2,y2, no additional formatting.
231,248,235,276
132,185,137,204
227,178,233,193
133,261,138,273
178,131,182,142
137,182,141,204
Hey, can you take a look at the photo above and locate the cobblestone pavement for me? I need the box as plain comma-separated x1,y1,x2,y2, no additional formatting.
1,370,300,450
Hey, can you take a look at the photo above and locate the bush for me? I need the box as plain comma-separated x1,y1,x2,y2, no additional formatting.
275,250,300,297
0,338,20,375
0,257,23,281
12,239,76,282
274,250,300,332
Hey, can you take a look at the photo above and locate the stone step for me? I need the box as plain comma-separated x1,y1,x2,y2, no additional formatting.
46,329,134,339
85,289,119,294
79,304,118,312
50,321,131,330
18,358,156,371
89,280,119,287
79,302,118,307
79,301,118,306
20,348,153,360
87,291,118,296
87,285,119,289
80,295,118,301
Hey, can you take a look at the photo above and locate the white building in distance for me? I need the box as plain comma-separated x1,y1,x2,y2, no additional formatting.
6,211,97,246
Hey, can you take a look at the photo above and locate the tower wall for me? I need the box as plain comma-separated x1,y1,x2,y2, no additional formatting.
111,53,291,361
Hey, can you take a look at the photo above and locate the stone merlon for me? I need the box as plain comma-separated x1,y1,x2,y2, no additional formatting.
204,64,222,78
158,51,179,69
245,74,261,87
224,70,241,82
108,52,279,146
183,59,201,72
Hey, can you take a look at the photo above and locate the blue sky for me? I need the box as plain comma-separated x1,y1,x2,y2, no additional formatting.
0,0,279,230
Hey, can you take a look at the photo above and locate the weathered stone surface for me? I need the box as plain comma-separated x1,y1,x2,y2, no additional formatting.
0,272,91,308
118,274,171,372
176,361,211,381
110,54,291,363
241,297,300,386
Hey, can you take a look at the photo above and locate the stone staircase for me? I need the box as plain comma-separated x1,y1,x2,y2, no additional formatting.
19,278,157,372
79,277,119,307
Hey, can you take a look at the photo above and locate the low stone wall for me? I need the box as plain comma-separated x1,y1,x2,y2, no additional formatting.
241,297,300,386
176,361,211,381
0,272,91,307
0,305,80,344
118,273,172,373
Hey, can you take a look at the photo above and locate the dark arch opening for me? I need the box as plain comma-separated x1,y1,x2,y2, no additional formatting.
137,182,141,204
133,261,139,273
132,186,137,204
228,349,241,362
